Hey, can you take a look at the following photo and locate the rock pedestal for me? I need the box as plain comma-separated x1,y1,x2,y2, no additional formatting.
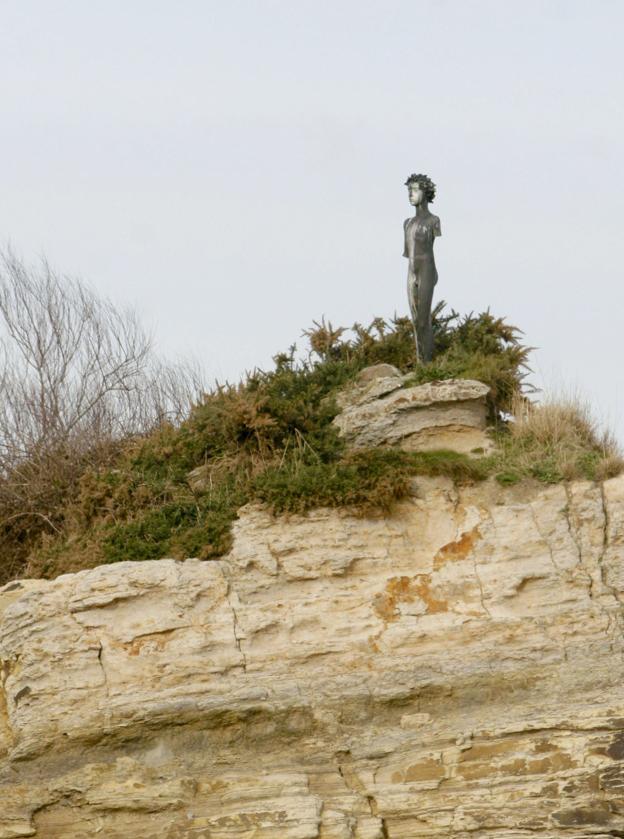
1,475,624,837
333,366,492,453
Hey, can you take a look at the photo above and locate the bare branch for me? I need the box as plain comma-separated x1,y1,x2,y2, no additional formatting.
0,247,205,581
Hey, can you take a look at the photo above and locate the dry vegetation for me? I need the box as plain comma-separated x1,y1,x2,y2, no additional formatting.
0,252,620,585
492,395,623,485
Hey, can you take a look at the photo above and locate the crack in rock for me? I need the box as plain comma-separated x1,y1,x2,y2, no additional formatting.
219,565,247,673
96,643,111,698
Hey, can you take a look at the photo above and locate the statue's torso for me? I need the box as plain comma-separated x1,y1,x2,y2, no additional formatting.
404,214,440,260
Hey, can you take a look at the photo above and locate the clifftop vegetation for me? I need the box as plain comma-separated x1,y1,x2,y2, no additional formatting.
0,253,620,584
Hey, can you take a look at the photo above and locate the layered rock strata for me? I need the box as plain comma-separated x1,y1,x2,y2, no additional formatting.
332,366,491,453
1,475,624,837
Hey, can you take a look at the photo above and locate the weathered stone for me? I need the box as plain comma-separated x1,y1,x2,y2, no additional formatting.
334,374,491,453
0,475,623,837
187,463,211,492
355,363,402,384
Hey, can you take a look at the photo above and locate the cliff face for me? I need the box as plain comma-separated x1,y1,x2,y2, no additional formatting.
1,475,623,838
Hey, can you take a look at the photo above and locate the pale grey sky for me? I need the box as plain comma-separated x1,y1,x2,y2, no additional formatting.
1,1,623,438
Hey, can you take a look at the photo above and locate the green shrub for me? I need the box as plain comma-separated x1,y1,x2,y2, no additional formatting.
401,308,531,418
254,449,412,514
101,480,247,563
301,306,531,420
254,448,490,515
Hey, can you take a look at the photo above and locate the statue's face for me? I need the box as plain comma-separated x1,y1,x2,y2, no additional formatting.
407,182,425,206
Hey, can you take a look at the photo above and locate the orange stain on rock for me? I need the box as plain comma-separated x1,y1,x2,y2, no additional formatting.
433,526,481,569
373,574,448,621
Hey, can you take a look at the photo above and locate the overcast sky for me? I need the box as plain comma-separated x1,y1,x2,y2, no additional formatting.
1,1,623,439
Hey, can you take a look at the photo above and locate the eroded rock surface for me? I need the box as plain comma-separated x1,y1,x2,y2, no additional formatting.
333,369,491,453
1,475,624,837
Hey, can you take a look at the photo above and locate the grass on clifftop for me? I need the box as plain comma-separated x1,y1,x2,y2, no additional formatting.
491,397,623,485
3,304,621,583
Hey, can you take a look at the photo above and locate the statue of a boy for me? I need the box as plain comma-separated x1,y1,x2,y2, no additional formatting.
403,173,441,362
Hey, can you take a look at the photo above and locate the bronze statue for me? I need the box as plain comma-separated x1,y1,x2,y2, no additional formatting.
403,174,441,362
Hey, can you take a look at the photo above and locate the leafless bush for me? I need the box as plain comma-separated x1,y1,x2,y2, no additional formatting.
0,248,204,580
0,249,202,461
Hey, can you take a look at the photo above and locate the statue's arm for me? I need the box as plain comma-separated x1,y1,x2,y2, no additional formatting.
433,216,442,237
403,218,410,257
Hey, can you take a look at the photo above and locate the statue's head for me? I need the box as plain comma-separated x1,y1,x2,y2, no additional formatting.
405,173,436,206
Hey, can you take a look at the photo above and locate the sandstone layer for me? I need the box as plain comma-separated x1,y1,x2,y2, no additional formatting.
332,368,491,453
1,475,624,837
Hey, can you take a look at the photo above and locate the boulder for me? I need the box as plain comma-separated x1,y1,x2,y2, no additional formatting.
334,366,491,453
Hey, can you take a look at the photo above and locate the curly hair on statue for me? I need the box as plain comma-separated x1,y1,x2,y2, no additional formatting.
404,173,436,203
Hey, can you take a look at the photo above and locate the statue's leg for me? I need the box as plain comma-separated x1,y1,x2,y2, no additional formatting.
407,265,421,360
416,262,437,363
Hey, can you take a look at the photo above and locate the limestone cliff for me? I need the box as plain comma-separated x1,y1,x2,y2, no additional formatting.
1,473,623,838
